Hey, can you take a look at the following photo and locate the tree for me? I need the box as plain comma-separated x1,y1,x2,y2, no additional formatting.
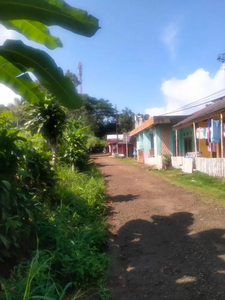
218,53,225,63
118,107,135,132
69,94,116,137
0,1,99,108
8,98,26,127
65,70,80,88
61,123,89,171
25,95,67,166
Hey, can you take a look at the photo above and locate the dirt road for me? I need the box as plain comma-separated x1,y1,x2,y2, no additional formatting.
94,155,225,300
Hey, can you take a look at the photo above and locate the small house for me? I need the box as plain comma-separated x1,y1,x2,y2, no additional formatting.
172,97,225,177
174,97,225,158
130,115,187,168
107,134,135,157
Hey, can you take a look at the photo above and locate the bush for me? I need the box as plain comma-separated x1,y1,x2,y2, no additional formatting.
0,122,57,268
1,164,109,299
60,124,90,172
0,115,109,299
36,166,108,286
163,154,172,169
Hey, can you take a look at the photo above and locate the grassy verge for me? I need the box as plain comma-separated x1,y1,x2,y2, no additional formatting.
149,169,225,204
1,164,109,300
114,157,225,205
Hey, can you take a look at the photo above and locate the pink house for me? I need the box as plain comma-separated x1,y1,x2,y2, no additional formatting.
107,134,135,157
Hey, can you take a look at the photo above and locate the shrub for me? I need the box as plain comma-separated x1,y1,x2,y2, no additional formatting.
35,166,109,287
163,154,172,169
60,124,90,172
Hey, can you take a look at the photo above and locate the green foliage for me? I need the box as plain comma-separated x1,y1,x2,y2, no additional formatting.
2,20,63,50
0,0,99,37
0,0,99,108
0,165,109,299
1,249,82,300
163,154,172,168
69,95,116,138
0,40,83,109
65,70,80,88
87,136,107,148
0,116,56,262
151,168,225,204
61,123,90,171
118,107,135,133
25,95,67,158
0,56,44,105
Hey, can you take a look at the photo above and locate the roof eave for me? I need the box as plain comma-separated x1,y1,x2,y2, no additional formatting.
174,108,225,129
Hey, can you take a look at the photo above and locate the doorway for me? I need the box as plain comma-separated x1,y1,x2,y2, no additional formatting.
184,137,193,154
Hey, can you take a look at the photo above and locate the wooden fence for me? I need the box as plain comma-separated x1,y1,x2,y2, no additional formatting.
172,156,225,177
171,156,193,173
195,158,225,177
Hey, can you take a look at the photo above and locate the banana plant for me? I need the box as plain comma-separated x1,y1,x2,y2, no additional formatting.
0,0,100,108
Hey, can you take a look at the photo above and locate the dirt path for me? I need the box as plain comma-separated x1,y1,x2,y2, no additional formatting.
94,155,225,300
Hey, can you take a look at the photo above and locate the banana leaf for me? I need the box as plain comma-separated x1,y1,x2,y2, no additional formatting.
0,0,100,37
2,20,63,50
0,40,83,109
0,56,44,104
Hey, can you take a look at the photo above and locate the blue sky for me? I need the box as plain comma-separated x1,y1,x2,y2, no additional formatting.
1,0,225,115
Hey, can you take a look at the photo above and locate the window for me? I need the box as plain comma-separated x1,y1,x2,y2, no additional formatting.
149,133,155,157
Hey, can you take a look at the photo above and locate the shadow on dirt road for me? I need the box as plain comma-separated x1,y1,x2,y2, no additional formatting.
111,212,225,300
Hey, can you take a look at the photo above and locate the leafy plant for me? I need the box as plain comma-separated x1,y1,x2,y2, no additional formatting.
0,249,82,300
0,0,99,108
61,123,90,171
25,95,67,166
163,154,172,169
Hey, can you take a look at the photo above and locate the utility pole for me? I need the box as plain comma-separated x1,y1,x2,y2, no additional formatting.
116,105,119,154
126,133,128,158
78,62,83,94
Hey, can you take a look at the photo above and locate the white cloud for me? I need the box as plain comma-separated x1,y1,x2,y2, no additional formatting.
161,23,179,60
146,66,225,116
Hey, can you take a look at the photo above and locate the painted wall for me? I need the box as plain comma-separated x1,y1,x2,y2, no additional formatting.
177,119,224,158
135,124,176,168
198,121,212,158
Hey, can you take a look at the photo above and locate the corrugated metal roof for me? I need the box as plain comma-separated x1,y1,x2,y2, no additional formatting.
174,97,225,129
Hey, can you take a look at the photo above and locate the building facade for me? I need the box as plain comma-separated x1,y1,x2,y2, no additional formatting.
130,116,187,168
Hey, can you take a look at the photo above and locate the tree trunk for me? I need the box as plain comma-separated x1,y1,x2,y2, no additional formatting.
50,143,57,168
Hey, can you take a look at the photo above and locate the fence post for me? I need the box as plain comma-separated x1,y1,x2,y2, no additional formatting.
176,129,178,156
193,122,197,154
221,113,224,158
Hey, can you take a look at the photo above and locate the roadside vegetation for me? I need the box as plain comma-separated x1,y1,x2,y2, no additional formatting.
0,1,110,299
0,109,109,299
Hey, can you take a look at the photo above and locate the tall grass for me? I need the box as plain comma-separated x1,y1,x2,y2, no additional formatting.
1,165,109,300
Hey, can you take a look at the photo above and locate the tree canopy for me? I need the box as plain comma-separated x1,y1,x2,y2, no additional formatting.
118,107,135,133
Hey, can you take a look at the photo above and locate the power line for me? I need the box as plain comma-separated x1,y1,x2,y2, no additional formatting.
162,88,225,115
161,88,225,116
